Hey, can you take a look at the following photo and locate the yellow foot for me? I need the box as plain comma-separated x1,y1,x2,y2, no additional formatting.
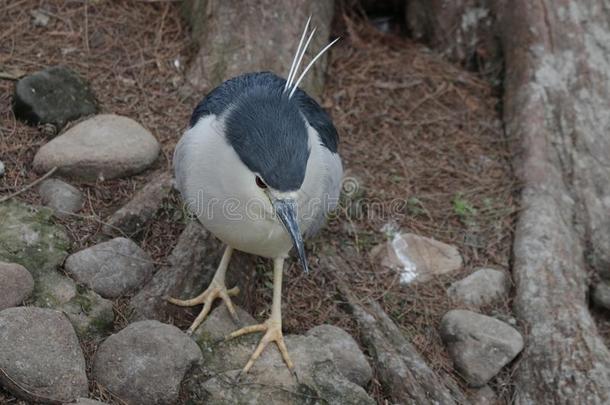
165,282,240,334
226,320,294,374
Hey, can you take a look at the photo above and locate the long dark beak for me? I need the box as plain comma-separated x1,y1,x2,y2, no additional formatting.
274,198,309,273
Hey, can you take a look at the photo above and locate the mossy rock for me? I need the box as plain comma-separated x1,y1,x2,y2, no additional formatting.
0,202,112,338
61,286,114,339
32,270,77,308
0,201,70,278
29,271,113,339
0,201,70,308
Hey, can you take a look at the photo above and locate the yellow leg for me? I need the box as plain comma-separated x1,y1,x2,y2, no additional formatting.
226,257,293,374
166,246,240,334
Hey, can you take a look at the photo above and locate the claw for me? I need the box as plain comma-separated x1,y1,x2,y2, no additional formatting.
166,282,240,333
225,320,294,374
291,368,299,382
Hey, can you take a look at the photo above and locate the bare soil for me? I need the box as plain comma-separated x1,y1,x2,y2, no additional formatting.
0,2,518,404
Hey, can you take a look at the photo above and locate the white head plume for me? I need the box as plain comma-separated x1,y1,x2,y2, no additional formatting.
284,16,340,99
285,16,311,92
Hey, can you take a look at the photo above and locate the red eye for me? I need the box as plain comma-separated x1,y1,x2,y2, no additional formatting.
255,176,268,189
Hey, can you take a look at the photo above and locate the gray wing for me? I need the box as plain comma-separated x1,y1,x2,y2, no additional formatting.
173,130,190,200
304,146,343,239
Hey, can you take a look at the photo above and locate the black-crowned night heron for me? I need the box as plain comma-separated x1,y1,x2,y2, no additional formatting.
169,18,342,374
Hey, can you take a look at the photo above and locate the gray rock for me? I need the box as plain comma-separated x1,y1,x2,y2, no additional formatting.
13,66,97,131
447,268,510,308
186,306,375,405
469,385,498,405
32,270,77,308
0,160,4,177
93,320,202,405
440,309,524,387
592,281,610,310
30,271,114,339
0,307,88,403
372,233,463,284
103,172,173,236
192,304,256,344
0,262,34,310
61,287,114,339
0,202,109,335
0,202,70,300
65,237,154,298
306,324,372,387
38,178,84,217
33,114,160,181
73,399,109,405
0,201,69,276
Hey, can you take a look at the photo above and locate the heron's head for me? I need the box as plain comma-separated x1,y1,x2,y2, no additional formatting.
223,85,311,272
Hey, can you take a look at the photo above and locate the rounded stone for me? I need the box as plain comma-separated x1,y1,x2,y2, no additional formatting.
0,201,70,290
33,114,160,181
73,399,108,405
13,66,97,131
61,288,115,339
0,307,88,403
0,262,34,310
440,309,524,387
447,268,510,308
38,178,84,217
469,385,498,404
92,320,202,405
306,324,372,387
64,237,154,298
0,160,4,177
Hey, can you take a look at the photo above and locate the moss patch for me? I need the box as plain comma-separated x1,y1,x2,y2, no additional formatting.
62,288,114,339
30,271,76,308
0,201,70,278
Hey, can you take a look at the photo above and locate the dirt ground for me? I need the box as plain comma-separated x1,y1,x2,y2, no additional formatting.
0,1,518,404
